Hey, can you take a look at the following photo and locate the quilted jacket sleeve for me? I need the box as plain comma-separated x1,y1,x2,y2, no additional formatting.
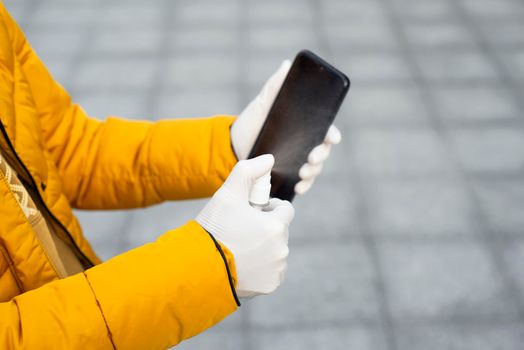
0,221,240,349
3,6,238,209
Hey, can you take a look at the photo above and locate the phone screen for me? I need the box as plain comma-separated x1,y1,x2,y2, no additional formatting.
248,50,350,201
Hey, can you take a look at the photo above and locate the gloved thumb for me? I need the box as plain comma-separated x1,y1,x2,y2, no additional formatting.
224,154,275,199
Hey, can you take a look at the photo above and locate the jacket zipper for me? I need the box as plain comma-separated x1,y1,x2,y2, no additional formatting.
0,244,25,292
0,121,94,269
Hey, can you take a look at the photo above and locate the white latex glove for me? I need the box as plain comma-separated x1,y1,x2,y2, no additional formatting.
230,60,342,196
196,154,295,298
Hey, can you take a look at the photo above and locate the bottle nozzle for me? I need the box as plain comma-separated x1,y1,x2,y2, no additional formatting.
249,171,271,209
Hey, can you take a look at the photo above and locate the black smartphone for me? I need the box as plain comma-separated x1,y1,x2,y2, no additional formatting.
248,50,350,202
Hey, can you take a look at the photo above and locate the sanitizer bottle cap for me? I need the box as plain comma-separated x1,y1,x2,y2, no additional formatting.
249,172,271,207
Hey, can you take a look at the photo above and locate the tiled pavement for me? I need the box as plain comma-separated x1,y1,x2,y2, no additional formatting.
5,0,524,349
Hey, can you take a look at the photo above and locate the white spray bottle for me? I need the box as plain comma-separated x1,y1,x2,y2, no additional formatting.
249,172,271,210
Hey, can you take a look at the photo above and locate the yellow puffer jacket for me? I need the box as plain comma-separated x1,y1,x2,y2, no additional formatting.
0,3,239,349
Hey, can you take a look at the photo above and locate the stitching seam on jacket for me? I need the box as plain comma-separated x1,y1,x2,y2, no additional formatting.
0,245,24,293
83,272,117,350
204,231,241,307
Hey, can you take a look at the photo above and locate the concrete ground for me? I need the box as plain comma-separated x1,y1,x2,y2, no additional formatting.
6,0,524,349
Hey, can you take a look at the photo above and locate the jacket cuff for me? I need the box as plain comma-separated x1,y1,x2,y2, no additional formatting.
203,229,241,307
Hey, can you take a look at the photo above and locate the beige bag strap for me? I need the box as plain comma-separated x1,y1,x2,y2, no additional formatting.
0,154,82,277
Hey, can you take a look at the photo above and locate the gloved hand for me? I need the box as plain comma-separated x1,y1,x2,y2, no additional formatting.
196,154,295,298
230,60,342,195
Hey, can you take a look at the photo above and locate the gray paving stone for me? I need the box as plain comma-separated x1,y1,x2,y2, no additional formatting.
95,3,164,29
170,25,237,52
403,21,477,51
343,86,430,126
379,241,519,320
432,85,520,121
395,323,524,350
333,52,413,84
23,28,85,60
247,0,313,23
353,128,452,178
321,0,386,21
89,28,163,55
246,54,293,91
153,90,239,119
248,242,380,326
247,25,318,54
125,200,206,250
163,54,238,90
502,239,524,298
450,127,524,173
251,326,388,350
318,134,352,178
391,0,456,21
293,178,358,242
415,51,499,82
29,1,164,29
73,58,157,91
2,1,28,20
367,180,476,238
74,210,130,261
175,329,244,350
174,0,239,25
459,0,524,19
30,3,98,28
37,58,74,86
74,210,129,242
74,92,151,120
479,20,524,48
109,0,165,5
474,180,524,235
500,50,524,83
325,19,400,52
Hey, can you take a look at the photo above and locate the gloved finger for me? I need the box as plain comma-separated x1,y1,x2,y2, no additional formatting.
307,143,331,165
225,154,274,197
266,198,295,224
324,125,342,145
298,162,323,180
263,197,284,212
259,60,292,105
294,178,315,195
